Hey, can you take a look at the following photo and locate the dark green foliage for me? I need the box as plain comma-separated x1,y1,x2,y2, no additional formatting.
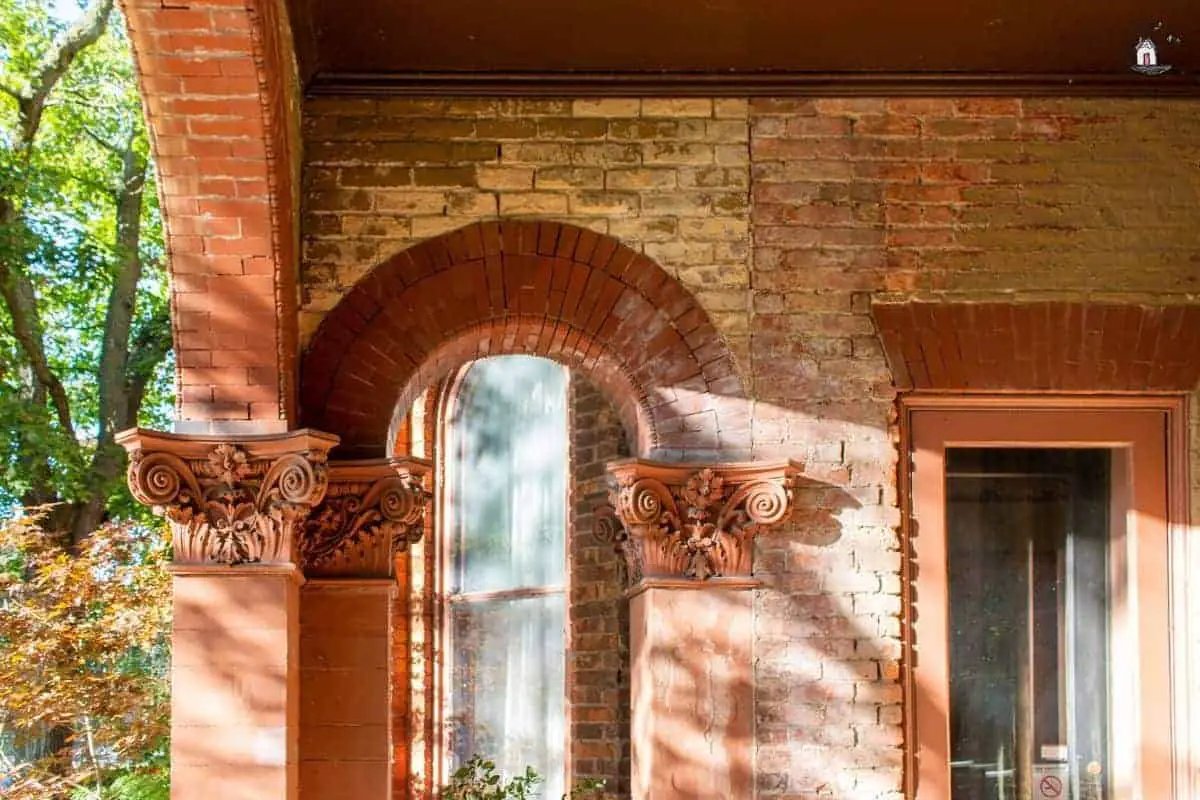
442,756,606,800
0,0,172,516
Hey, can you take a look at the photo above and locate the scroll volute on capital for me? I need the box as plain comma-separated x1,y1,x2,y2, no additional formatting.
603,459,802,586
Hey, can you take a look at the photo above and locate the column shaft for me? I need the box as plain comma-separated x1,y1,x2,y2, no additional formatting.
170,566,301,800
630,585,754,800
299,580,394,798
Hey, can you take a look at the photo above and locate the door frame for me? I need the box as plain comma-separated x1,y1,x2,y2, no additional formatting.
899,395,1192,800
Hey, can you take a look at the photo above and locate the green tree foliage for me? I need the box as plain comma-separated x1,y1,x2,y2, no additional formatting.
0,0,174,795
0,0,172,531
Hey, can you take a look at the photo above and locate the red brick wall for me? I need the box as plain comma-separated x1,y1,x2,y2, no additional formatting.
299,219,748,461
299,583,392,798
747,97,1200,797
750,98,1200,303
569,374,632,796
294,96,1200,799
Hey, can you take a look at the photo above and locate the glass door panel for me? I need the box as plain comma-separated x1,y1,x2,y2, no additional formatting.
945,448,1111,800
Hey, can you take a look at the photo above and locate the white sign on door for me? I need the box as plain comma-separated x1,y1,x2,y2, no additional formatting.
1032,763,1070,800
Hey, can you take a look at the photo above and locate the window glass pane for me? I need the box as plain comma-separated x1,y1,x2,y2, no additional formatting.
945,449,1110,800
445,355,568,794
450,356,568,594
448,593,566,799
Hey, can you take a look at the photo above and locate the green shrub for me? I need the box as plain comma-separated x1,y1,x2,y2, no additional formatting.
441,756,605,800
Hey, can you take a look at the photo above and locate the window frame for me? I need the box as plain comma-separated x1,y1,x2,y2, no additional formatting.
433,358,573,793
900,395,1192,800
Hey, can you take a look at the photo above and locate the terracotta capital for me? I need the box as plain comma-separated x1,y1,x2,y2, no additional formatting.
300,458,432,578
602,459,802,586
116,427,339,566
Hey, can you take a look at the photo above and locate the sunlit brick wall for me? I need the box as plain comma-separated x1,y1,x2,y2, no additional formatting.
124,0,301,427
300,98,754,375
301,95,1200,799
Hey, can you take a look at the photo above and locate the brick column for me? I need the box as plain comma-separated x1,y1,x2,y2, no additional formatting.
117,428,338,800
296,459,430,799
605,460,800,800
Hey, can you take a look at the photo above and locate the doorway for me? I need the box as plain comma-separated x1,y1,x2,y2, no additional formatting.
944,448,1110,799
903,398,1188,800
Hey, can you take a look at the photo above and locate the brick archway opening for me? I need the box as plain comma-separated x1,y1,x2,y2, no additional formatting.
301,220,747,459
387,315,652,455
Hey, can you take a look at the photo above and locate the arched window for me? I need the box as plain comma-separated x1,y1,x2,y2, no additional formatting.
442,355,569,797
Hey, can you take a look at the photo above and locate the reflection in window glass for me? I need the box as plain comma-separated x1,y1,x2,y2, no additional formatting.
946,449,1110,800
446,356,568,797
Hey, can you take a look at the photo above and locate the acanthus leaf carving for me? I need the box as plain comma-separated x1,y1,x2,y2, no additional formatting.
299,458,432,578
118,429,339,566
605,459,801,586
594,503,643,587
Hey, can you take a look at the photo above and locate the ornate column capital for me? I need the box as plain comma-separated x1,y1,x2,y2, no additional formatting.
602,459,802,587
300,458,432,578
116,428,339,566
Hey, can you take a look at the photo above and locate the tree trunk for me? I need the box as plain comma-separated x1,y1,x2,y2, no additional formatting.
72,139,148,545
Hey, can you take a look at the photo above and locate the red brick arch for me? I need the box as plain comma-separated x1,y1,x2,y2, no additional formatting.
301,221,748,458
124,0,300,429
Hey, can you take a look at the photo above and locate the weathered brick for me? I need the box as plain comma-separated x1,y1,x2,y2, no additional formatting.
498,192,569,215
536,118,609,139
568,192,640,216
373,190,447,215
641,98,713,118
571,143,641,166
475,166,535,190
500,141,572,164
714,98,750,119
566,375,631,793
604,168,678,190
534,166,605,190
641,142,714,165
571,98,641,118
293,93,1200,796
411,166,477,187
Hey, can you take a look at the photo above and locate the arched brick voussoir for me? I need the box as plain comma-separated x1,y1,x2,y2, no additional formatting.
122,0,301,429
383,318,655,457
301,221,749,458
313,315,654,458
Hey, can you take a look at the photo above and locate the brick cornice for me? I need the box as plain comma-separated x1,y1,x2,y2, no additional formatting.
300,458,432,578
116,427,338,565
602,459,802,587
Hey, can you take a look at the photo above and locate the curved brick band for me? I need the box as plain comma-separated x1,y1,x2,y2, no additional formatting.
123,0,301,429
301,220,748,459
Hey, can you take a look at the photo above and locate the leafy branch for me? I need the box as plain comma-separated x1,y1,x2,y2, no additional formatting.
9,0,115,151
442,756,606,800
0,513,171,798
0,0,173,786
0,0,173,530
